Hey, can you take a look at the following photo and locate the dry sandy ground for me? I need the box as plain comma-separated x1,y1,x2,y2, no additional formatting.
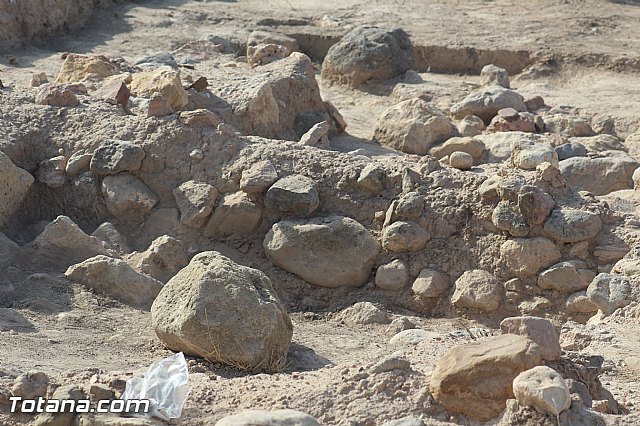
1,0,640,425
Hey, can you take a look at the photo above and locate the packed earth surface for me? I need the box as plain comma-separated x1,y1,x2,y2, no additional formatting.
2,0,640,425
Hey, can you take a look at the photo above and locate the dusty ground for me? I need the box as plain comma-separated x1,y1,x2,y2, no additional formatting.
2,0,640,425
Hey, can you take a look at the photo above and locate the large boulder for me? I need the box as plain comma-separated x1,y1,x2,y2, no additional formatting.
373,98,454,155
500,237,561,278
321,26,413,87
430,334,542,421
450,86,526,123
0,150,34,229
151,251,293,371
559,152,638,195
65,255,163,309
264,215,380,288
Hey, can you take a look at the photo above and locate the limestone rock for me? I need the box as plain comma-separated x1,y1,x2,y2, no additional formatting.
55,54,117,83
130,66,188,109
127,235,191,284
339,301,390,326
35,83,79,107
91,222,131,255
517,186,555,226
449,151,473,170
429,137,485,160
12,371,49,399
481,64,510,88
555,142,587,161
492,201,529,237
299,120,330,149
65,152,93,177
152,251,292,371
240,160,278,194
247,30,299,54
357,163,386,192
373,98,453,155
586,273,632,315
450,86,526,123
173,180,218,229
457,115,485,137
375,259,410,291
215,409,320,426
146,92,174,117
264,174,319,216
204,191,262,236
36,156,66,188
430,334,542,421
500,237,561,278
65,255,163,309
559,152,638,195
512,141,559,170
512,366,571,415
90,140,145,175
500,316,561,361
543,209,602,243
264,215,380,288
29,72,48,87
321,26,413,87
451,269,503,311
30,216,108,267
178,109,221,127
389,329,437,346
382,221,429,252
412,269,449,299
102,174,159,219
248,43,290,67
0,150,34,228
566,291,599,314
538,261,596,293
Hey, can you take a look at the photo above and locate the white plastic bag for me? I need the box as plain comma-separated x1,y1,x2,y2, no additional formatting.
121,352,189,420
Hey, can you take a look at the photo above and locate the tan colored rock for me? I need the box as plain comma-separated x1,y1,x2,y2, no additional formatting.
29,72,48,87
449,151,473,170
339,301,390,326
538,261,596,292
430,334,542,421
264,215,380,288
130,66,188,109
178,109,221,127
382,221,429,252
500,316,561,361
65,152,92,177
373,98,454,155
248,43,290,67
102,174,159,219
299,120,330,149
204,191,262,236
146,92,174,117
451,269,502,311
215,410,319,426
512,366,571,415
35,83,79,107
566,291,599,314
412,269,449,299
65,255,163,309
375,259,410,291
127,235,191,284
152,251,292,371
173,180,218,229
240,160,278,194
0,150,34,228
500,237,561,278
429,137,485,160
55,54,117,83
